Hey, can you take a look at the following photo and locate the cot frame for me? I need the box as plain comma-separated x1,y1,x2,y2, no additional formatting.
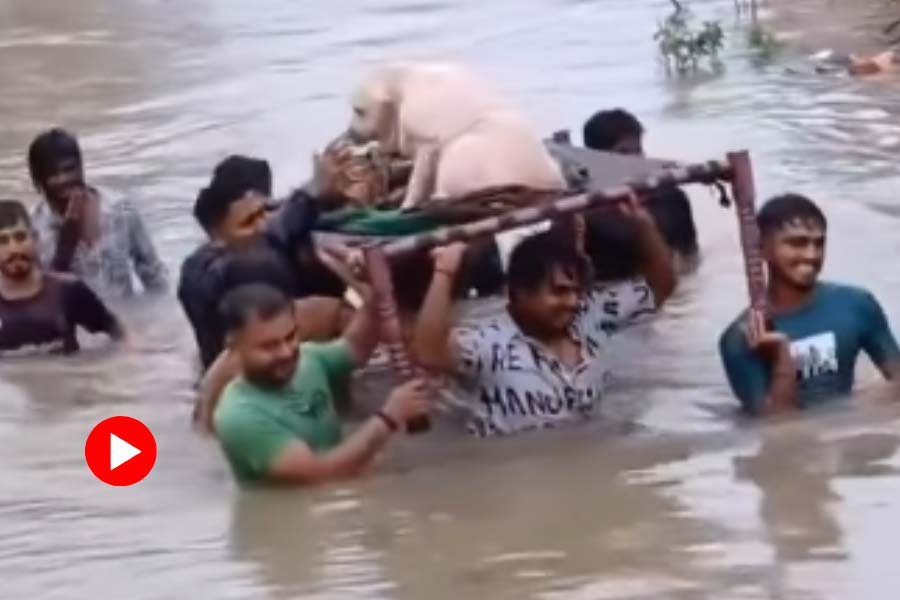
360,150,764,433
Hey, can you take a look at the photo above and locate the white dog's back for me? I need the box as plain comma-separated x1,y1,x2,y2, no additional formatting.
392,62,529,143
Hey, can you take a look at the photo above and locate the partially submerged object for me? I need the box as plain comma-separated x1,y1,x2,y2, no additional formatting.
848,50,897,76
807,48,899,76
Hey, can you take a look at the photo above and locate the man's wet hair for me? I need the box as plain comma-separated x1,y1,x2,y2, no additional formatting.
193,155,273,232
0,200,32,230
507,230,590,295
757,193,827,237
645,187,699,257
219,283,292,334
27,128,82,188
581,213,642,281
582,109,644,151
222,245,296,297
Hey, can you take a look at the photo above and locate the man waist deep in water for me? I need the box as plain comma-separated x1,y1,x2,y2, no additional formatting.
0,199,124,356
212,283,429,485
27,128,168,297
179,155,345,370
719,193,900,415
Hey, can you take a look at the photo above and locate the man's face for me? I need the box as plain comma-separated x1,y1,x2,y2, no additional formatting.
214,192,269,248
233,307,300,388
0,220,36,281
763,220,826,291
39,159,86,214
611,135,644,157
510,265,583,336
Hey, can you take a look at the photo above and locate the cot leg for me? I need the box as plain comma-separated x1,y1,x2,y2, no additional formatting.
364,245,431,434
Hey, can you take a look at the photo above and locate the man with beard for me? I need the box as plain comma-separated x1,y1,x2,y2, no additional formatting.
27,128,168,297
0,200,124,356
212,283,429,485
719,194,900,415
178,155,345,371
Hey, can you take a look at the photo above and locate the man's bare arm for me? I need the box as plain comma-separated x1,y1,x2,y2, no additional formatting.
411,243,467,373
627,195,677,307
315,245,379,366
194,350,241,434
267,379,429,484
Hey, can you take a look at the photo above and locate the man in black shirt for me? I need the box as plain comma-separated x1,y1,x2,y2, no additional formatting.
178,156,344,371
0,200,124,356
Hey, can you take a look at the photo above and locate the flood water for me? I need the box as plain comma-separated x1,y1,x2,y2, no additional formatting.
2,0,900,598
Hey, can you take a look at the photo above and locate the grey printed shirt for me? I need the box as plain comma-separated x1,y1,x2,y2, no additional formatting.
32,189,169,298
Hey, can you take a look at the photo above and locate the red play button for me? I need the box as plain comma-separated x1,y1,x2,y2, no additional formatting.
84,416,157,486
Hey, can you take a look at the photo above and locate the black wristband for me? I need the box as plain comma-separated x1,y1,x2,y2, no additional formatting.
374,410,399,432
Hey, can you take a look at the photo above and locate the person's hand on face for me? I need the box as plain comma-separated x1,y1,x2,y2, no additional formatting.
51,185,92,254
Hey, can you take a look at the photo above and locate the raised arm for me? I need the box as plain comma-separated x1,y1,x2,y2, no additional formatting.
266,379,429,484
411,243,468,373
194,350,241,434
315,245,378,366
625,194,677,307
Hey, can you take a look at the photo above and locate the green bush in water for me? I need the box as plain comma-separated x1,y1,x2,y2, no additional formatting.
654,0,725,73
748,22,779,58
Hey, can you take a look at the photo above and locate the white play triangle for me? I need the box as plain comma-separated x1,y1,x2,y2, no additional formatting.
109,433,142,470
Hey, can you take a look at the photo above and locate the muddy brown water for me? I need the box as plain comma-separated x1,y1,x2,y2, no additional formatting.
2,0,900,598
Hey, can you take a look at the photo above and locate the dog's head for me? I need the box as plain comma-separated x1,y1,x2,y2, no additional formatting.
348,65,407,151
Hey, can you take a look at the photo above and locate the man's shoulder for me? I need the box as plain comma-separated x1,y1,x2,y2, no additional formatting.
817,281,874,304
96,188,130,211
455,313,518,343
44,271,91,295
30,200,55,230
45,271,79,285
297,339,354,378
298,339,349,362
178,244,227,293
180,243,224,272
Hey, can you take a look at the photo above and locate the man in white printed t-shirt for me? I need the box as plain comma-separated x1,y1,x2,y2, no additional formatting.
412,198,676,436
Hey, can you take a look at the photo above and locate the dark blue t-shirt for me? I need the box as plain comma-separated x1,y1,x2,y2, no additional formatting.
719,282,900,414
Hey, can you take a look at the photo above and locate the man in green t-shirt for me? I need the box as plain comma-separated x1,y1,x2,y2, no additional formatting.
212,283,429,484
719,194,900,415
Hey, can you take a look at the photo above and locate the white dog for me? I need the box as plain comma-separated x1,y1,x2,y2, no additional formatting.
348,61,564,209
348,61,565,264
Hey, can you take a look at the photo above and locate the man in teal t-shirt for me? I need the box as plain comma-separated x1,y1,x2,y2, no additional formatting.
212,283,429,485
719,194,900,415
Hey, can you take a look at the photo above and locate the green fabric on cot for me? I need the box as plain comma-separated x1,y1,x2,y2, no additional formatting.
213,340,355,483
718,282,900,415
317,207,440,236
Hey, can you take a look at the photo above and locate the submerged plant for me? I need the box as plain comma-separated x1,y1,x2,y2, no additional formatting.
748,22,779,58
655,0,725,73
